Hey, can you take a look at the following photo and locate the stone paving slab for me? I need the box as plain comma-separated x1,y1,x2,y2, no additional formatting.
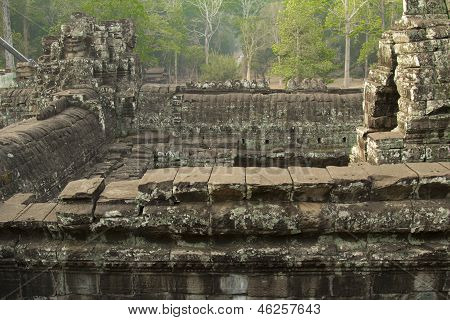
15,203,57,223
406,162,450,199
288,167,334,202
246,167,293,201
173,167,213,202
138,168,179,203
327,166,371,202
0,203,27,223
54,202,94,225
5,193,36,205
362,164,419,200
59,177,105,201
98,180,140,203
208,167,246,202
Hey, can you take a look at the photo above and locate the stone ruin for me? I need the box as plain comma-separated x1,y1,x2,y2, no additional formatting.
0,1,448,300
352,0,449,164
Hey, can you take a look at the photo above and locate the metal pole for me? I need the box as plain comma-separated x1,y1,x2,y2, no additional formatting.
0,36,30,63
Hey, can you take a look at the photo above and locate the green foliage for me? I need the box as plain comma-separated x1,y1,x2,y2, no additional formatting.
200,53,240,81
272,0,336,81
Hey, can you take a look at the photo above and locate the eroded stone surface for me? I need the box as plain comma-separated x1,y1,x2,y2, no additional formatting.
327,166,371,202
138,168,179,204
208,167,246,202
0,203,26,223
59,178,105,201
289,167,334,202
406,162,450,199
362,163,418,200
173,167,213,202
5,193,36,205
246,167,293,201
98,180,140,203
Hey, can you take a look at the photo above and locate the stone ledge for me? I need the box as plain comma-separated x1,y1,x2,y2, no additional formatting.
0,200,448,236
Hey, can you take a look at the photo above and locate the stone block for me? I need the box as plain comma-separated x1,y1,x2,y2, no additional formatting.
100,273,132,295
363,164,418,200
327,166,371,202
138,168,178,203
65,272,99,295
410,200,449,233
372,272,415,294
246,167,293,201
59,177,105,202
288,274,330,298
142,204,210,235
296,202,332,233
173,167,212,202
94,203,137,218
98,180,139,204
5,193,36,205
0,203,26,224
367,131,405,150
406,162,449,199
215,274,248,295
208,167,246,202
15,203,58,224
247,275,289,298
54,202,94,225
134,274,169,294
211,202,301,235
288,167,334,202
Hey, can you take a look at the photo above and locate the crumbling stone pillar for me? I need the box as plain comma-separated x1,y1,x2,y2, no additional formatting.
352,0,449,164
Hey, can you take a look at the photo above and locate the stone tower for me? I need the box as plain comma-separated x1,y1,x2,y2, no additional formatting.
352,0,449,164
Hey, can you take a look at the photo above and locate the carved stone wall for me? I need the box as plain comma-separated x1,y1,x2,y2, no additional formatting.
137,86,363,167
0,108,105,201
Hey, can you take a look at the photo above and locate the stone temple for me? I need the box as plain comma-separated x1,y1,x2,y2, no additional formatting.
0,1,448,299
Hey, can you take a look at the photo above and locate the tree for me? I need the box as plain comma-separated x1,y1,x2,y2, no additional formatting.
186,0,224,65
272,0,336,82
200,53,239,81
2,0,14,70
326,0,369,88
238,0,270,80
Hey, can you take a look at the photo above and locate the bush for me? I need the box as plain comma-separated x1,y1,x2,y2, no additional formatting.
200,54,240,82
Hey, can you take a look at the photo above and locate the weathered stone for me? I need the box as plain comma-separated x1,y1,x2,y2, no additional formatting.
410,199,449,233
208,167,246,202
363,164,418,200
94,203,137,218
327,166,371,202
15,203,57,224
54,202,94,225
5,193,36,205
406,162,450,199
98,180,139,204
288,167,334,202
0,203,26,224
138,168,179,204
211,202,301,235
142,204,210,235
59,177,105,202
246,167,292,201
173,167,212,202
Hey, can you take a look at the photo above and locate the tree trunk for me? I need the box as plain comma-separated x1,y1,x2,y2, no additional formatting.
23,0,30,55
2,0,14,71
246,56,252,81
380,0,386,30
343,0,351,88
277,56,282,87
174,51,178,85
364,32,369,79
204,26,210,65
